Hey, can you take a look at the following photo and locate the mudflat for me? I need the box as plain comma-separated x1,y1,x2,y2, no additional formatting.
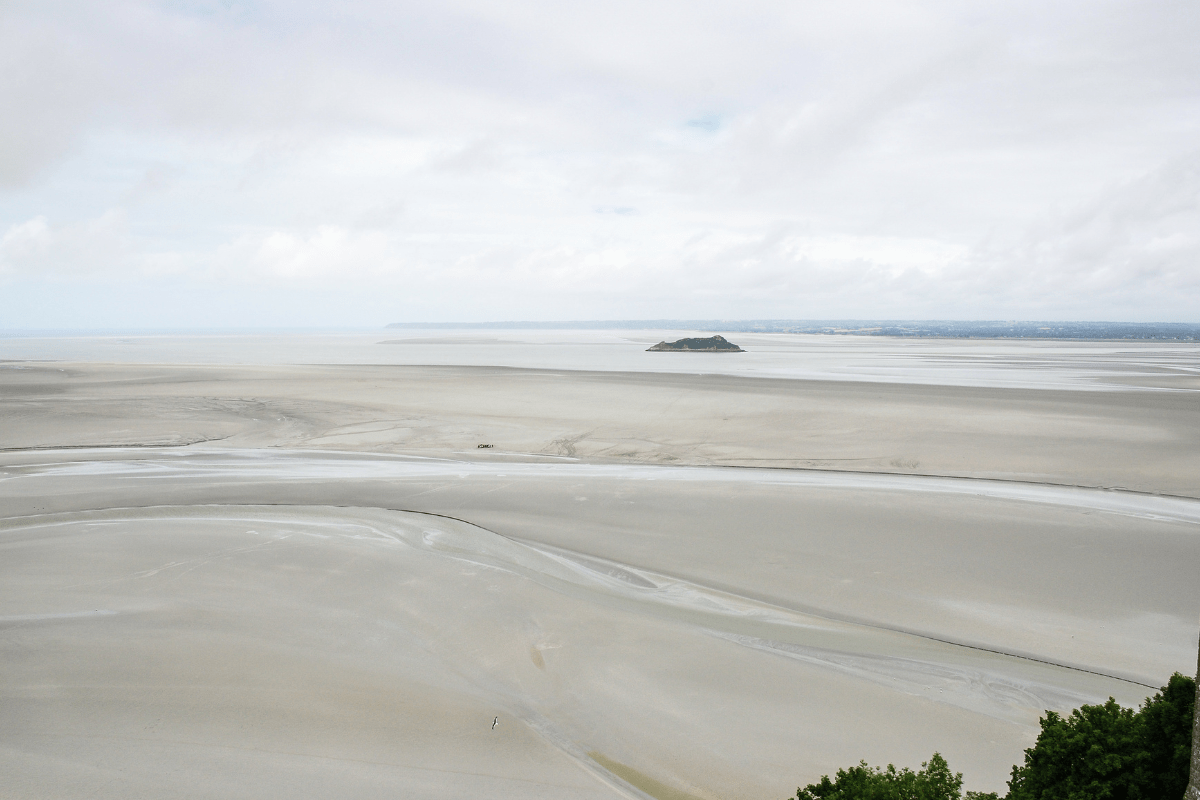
1,332,1198,799
3,357,1199,495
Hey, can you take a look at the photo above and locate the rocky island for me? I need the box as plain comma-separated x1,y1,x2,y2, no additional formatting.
647,335,744,352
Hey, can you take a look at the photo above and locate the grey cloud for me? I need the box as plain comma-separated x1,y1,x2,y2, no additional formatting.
0,0,1197,325
965,150,1200,303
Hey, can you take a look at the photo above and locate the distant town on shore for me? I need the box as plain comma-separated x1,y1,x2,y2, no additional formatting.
386,320,1200,340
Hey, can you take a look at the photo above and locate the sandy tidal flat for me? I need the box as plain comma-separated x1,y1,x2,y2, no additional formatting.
1,332,1198,799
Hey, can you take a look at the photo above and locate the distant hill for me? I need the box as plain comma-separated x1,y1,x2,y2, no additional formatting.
385,320,1200,340
647,335,744,352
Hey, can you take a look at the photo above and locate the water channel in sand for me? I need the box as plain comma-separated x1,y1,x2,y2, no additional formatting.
2,331,1198,799
3,447,1199,799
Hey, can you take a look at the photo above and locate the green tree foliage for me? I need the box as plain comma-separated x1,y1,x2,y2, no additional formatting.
787,673,1195,800
792,752,984,800
1006,698,1143,800
1007,672,1195,800
1137,673,1196,800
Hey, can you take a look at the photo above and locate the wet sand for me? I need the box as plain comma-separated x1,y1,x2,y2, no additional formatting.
3,359,1199,495
1,333,1198,798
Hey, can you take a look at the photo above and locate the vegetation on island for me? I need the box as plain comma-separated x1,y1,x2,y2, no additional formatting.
646,335,744,352
790,672,1196,800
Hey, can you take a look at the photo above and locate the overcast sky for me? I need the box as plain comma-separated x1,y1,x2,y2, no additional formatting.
2,0,1198,328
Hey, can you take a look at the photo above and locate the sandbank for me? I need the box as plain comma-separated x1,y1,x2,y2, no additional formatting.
1,333,1198,798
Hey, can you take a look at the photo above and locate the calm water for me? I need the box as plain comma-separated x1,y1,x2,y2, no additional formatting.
1,328,1197,390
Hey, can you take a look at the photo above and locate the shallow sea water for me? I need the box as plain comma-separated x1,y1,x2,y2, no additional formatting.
2,328,1197,390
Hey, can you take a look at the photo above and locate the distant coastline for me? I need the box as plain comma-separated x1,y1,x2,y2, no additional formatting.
385,320,1200,341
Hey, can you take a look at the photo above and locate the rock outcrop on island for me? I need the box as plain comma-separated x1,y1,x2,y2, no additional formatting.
647,335,744,352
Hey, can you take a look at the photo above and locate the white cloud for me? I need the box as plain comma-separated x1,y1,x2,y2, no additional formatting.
0,217,53,271
0,211,129,276
231,225,397,282
0,0,1197,326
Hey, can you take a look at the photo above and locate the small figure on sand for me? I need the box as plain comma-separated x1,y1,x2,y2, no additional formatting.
492,716,499,730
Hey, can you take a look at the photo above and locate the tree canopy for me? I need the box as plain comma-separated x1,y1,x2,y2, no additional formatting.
1008,672,1195,800
792,752,998,800
789,672,1195,800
